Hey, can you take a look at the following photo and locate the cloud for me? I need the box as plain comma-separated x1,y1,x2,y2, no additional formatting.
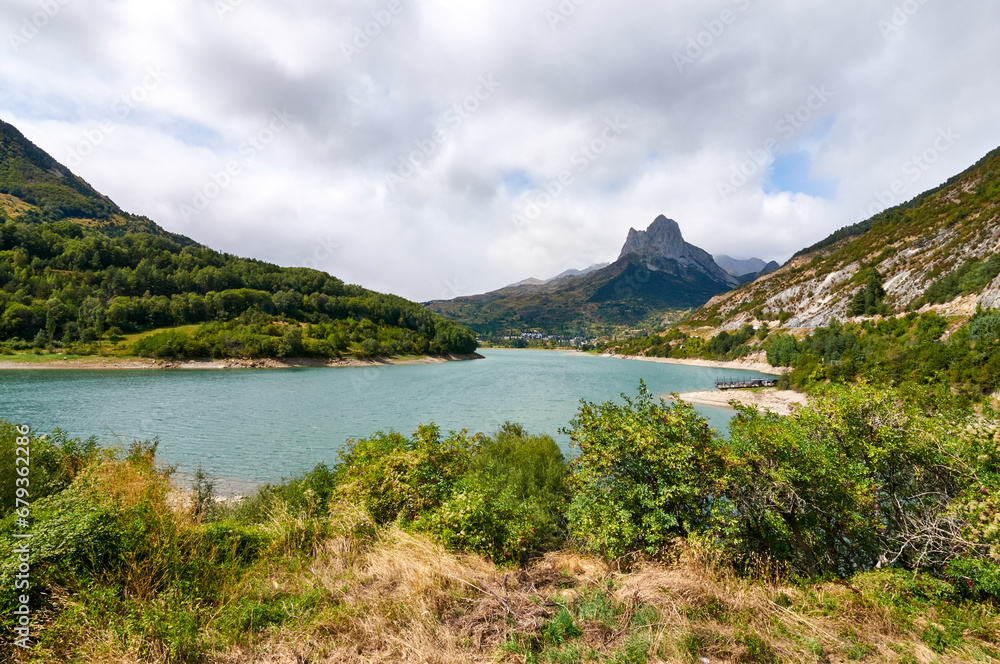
2,0,999,301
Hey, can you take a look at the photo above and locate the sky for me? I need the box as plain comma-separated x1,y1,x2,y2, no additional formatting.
2,0,999,303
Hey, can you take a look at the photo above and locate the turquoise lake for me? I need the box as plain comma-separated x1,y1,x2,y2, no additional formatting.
0,350,770,491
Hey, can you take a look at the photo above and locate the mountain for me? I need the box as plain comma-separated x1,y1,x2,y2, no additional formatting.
501,263,610,290
686,145,1000,331
0,120,194,244
0,118,478,358
548,263,611,281
734,260,781,285
425,216,737,336
714,255,771,277
714,255,767,276
620,216,739,287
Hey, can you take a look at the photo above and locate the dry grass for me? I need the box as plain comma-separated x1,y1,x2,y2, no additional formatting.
199,530,1000,664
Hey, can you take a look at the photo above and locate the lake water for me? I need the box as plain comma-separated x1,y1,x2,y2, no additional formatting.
0,350,770,491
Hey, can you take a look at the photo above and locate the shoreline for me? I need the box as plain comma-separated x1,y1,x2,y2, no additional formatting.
602,352,787,376
672,388,808,416
0,352,484,371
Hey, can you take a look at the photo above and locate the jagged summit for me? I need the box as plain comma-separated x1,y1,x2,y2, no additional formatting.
618,215,738,286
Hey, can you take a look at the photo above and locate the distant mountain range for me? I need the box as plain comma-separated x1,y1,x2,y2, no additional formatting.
503,263,611,290
714,255,781,280
426,215,776,336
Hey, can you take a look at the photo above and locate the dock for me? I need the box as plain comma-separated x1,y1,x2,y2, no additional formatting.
715,378,778,390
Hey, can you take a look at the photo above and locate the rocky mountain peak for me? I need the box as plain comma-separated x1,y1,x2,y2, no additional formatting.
618,215,684,260
618,215,738,286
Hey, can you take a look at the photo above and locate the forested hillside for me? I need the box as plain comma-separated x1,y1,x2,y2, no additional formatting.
0,119,477,359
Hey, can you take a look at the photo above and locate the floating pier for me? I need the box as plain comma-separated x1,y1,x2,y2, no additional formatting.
715,378,778,390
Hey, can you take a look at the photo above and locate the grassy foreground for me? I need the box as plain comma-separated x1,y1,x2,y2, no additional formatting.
1,453,995,663
2,384,1000,663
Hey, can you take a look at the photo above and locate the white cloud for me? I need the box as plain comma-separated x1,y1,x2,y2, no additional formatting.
2,0,999,301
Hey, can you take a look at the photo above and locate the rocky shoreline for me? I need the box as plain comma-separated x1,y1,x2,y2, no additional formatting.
0,353,484,370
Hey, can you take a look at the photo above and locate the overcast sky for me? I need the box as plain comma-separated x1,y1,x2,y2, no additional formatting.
2,0,999,302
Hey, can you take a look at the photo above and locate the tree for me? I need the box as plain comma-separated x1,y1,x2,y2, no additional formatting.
281,325,304,357
849,271,889,317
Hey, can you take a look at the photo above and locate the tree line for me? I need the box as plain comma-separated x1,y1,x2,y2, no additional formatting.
0,216,477,357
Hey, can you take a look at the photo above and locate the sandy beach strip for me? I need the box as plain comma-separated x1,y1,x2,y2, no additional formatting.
603,352,788,376
0,353,484,371
671,388,808,416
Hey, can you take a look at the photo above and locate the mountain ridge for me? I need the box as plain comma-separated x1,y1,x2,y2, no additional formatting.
685,145,1000,331
0,118,197,245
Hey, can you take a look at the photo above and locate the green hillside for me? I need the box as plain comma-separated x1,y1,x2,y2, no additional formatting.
0,119,477,359
687,145,1000,330
426,253,733,339
0,120,194,242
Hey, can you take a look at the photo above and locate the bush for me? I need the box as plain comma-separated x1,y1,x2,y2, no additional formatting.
249,462,339,519
418,476,539,564
334,425,473,524
724,384,971,576
419,423,569,563
563,382,723,559
333,423,568,563
467,422,568,546
0,421,98,514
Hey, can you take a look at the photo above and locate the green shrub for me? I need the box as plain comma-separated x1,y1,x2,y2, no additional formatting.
334,424,473,524
724,384,970,576
253,462,339,519
564,382,723,559
945,557,1000,602
467,423,568,545
417,476,538,564
0,420,98,514
333,423,568,563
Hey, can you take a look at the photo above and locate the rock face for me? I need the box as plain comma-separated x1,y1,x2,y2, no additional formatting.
688,144,1000,331
619,216,739,286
